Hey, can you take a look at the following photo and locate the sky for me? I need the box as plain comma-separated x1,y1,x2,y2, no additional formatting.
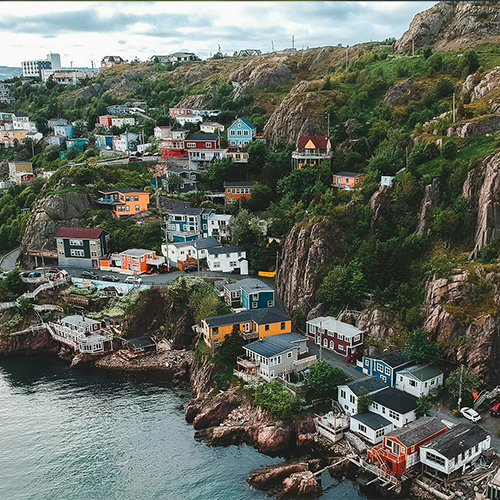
2,1,438,68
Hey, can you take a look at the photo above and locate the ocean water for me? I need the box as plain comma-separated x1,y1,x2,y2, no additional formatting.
0,355,368,500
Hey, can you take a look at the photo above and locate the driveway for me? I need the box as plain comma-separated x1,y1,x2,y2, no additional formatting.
306,340,366,381
0,249,19,272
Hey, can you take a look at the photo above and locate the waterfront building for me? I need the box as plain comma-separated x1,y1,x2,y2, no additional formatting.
337,376,387,416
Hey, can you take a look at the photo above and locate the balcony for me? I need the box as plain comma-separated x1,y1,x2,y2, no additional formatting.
234,356,260,382
147,256,165,266
292,149,333,159
95,197,122,206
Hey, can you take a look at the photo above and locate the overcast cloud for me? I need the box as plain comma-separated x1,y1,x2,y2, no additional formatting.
1,1,437,67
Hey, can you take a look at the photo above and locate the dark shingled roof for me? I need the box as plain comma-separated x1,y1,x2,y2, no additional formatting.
186,133,219,141
207,245,245,255
125,336,157,350
245,332,304,358
345,376,387,396
223,182,254,188
203,307,290,328
333,171,365,178
372,387,418,414
379,350,410,368
56,227,105,239
422,423,490,459
351,412,392,430
386,417,447,447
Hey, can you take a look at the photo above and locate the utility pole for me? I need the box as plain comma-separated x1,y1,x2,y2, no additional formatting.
275,250,279,274
453,92,456,123
405,146,409,169
458,364,464,411
271,40,274,52
326,112,330,137
292,35,295,49
319,321,323,361
412,39,414,57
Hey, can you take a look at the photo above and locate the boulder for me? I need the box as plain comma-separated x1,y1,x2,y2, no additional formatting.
248,463,309,491
280,470,320,499
384,78,414,107
192,399,235,430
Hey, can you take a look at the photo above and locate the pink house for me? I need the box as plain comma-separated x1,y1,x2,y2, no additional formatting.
333,171,367,190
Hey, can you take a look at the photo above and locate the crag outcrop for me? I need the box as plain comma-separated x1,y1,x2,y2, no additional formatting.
19,193,96,268
396,1,500,53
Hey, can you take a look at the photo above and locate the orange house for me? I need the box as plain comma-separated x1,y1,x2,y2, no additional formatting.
368,417,448,477
333,172,367,190
96,188,149,219
223,182,253,204
119,249,165,274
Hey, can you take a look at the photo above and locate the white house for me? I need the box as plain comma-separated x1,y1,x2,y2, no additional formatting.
188,148,226,170
154,126,172,141
164,237,220,266
338,376,387,416
207,214,233,241
369,387,418,428
111,116,135,128
350,412,394,445
395,364,444,398
12,113,30,129
381,176,395,187
206,245,248,274
200,122,224,133
235,332,310,382
420,423,491,479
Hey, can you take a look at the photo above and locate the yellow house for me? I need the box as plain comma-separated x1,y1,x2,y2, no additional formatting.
201,308,292,348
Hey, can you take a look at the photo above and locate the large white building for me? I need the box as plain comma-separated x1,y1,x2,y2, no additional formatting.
22,53,60,78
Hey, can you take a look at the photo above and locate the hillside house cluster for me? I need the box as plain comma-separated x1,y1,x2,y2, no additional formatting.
8,161,34,184
0,113,40,148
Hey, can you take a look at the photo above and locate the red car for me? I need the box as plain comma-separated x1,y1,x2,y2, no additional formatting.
129,157,142,162
491,401,500,417
158,266,169,274
145,268,154,275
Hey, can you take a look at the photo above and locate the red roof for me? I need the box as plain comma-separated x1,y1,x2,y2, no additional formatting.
56,227,104,239
297,136,330,149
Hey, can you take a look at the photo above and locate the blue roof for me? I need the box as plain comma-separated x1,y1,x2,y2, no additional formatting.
229,117,255,130
245,332,304,358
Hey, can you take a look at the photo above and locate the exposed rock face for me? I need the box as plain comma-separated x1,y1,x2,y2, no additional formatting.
264,81,328,145
464,151,500,256
277,220,343,314
19,193,96,268
192,400,236,430
280,470,320,499
174,93,212,110
416,178,440,235
447,115,500,138
308,47,335,73
104,71,142,96
369,186,392,234
170,312,196,349
384,78,414,107
248,463,309,491
0,328,58,355
422,269,500,385
395,1,500,53
356,308,399,351
230,61,292,89
62,83,102,107
461,66,500,102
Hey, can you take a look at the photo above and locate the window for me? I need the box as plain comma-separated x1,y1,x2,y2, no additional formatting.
385,367,390,375
372,402,379,410
265,325,270,332
337,333,343,341
409,379,417,387
69,239,83,246
126,206,130,211
387,440,400,455
353,334,360,342
388,410,400,421
381,375,387,383
309,324,315,333
399,376,403,382
340,390,346,400
252,302,258,309
213,262,220,269
338,344,344,351
56,238,63,245
330,340,334,349
237,130,242,136
376,362,384,373
70,249,84,257
425,451,445,467
277,356,281,364
186,142,196,147
205,142,212,148
287,352,292,358
135,205,140,211
358,424,367,434
350,395,356,404
323,338,328,347
474,444,479,453
375,429,385,439
281,322,286,330
58,249,64,256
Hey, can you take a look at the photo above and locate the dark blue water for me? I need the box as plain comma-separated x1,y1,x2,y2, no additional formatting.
0,355,368,500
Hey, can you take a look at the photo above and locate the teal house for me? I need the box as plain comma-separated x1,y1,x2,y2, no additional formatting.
227,117,256,147
59,138,88,158
224,278,275,310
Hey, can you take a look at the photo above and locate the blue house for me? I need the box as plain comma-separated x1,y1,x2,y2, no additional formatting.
53,124,74,138
357,351,415,388
95,135,114,149
227,118,256,147
107,105,131,115
223,278,275,309
166,207,215,242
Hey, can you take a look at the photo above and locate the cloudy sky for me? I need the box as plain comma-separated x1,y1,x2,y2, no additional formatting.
2,1,437,68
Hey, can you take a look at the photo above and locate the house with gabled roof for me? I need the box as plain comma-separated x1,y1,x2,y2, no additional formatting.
358,350,415,387
206,245,248,273
166,207,215,242
224,182,253,204
369,387,418,428
96,188,149,219
235,332,311,382
368,417,448,477
223,278,275,310
292,136,333,169
56,227,110,269
333,171,367,190
420,423,491,479
350,412,394,445
201,307,292,348
338,376,387,416
227,117,256,147
394,364,444,398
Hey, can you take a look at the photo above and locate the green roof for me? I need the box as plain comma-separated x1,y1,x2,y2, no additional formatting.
399,364,443,382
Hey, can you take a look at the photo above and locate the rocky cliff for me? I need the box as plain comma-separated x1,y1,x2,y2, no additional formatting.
422,268,500,385
0,328,59,355
396,1,500,53
264,81,330,145
463,151,500,257
276,219,345,314
19,193,96,268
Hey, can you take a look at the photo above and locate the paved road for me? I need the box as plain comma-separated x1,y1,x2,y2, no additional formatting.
0,249,19,272
430,406,500,451
306,340,365,381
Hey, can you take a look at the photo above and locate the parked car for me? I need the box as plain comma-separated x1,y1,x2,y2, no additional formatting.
158,266,169,274
460,407,481,423
145,268,155,275
490,401,500,417
28,272,42,278
129,157,142,162
183,265,198,273
125,276,142,284
101,275,119,282
81,271,98,280
21,271,31,278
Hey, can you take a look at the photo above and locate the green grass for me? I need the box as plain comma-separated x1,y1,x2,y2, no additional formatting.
457,135,499,160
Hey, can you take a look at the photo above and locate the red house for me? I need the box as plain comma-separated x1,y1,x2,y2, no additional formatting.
223,182,253,204
306,316,363,360
333,171,367,190
98,115,114,128
160,129,190,158
184,133,220,151
368,417,448,477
